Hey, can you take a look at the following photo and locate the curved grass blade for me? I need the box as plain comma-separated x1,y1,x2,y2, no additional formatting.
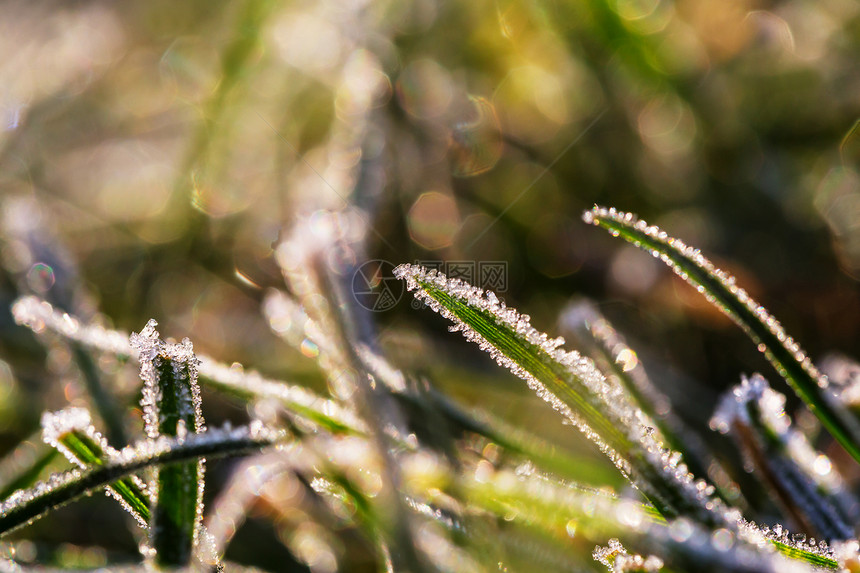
0,423,282,538
560,300,744,507
712,374,859,541
583,206,860,465
395,264,726,526
131,320,205,568
41,408,150,526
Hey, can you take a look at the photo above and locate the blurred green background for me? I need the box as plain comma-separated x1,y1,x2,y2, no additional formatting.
1,0,860,567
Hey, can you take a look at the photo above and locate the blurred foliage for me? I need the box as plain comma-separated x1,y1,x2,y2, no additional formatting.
1,0,860,568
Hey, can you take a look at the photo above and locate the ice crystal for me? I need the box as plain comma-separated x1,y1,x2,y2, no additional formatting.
593,539,664,572
40,407,106,459
130,320,204,440
0,468,83,534
395,264,727,524
12,296,130,356
197,352,366,433
737,518,835,562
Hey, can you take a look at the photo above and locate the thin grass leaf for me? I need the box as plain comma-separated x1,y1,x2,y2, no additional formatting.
41,408,150,526
463,462,833,571
560,300,743,506
711,374,859,541
0,423,282,538
11,296,365,436
395,264,726,526
278,212,429,572
130,320,205,568
583,206,860,465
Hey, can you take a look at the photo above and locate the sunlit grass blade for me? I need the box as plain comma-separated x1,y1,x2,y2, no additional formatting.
560,300,743,506
463,462,834,571
264,288,618,485
130,320,205,568
395,264,725,525
41,408,150,526
11,296,365,437
711,374,859,541
583,206,860,466
277,212,429,573
0,423,282,538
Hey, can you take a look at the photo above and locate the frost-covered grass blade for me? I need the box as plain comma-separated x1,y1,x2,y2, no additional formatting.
712,374,858,541
559,300,742,506
583,206,860,466
131,320,205,568
0,424,281,537
42,408,150,526
395,264,725,525
11,296,365,438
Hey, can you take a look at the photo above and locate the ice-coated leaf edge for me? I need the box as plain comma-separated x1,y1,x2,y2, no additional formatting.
0,423,283,538
559,299,741,507
131,320,205,567
394,264,727,526
583,205,860,466
711,375,858,542
42,408,150,526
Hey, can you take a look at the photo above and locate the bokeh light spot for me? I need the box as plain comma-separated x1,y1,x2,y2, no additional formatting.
610,246,658,295
26,263,55,293
396,59,453,120
300,338,320,358
408,192,460,250
450,96,503,177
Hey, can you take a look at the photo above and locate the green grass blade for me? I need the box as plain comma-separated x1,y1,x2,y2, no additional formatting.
464,464,836,571
583,206,860,466
395,264,725,525
0,424,281,538
131,320,205,568
560,300,743,506
41,408,150,526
